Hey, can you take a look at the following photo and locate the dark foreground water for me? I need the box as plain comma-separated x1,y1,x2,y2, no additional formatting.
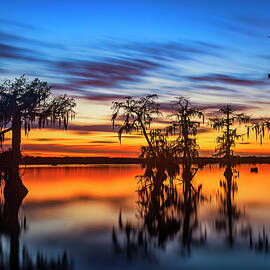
4,164,270,269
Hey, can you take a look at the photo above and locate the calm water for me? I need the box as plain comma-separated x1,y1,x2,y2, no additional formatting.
6,164,270,269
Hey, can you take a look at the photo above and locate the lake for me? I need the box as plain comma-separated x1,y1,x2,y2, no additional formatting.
4,164,270,269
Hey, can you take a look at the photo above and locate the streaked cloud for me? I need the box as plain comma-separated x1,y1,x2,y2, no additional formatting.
187,74,269,87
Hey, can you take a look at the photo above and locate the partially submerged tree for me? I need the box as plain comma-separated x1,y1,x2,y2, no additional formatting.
138,129,181,190
138,97,204,188
210,105,251,246
167,97,204,177
112,96,204,190
164,97,204,210
0,75,76,199
112,96,206,255
210,104,249,166
112,95,174,189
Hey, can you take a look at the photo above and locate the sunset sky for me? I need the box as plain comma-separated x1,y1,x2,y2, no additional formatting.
1,0,270,157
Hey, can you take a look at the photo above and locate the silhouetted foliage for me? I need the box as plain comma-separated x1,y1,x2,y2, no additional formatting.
138,129,181,189
137,97,204,190
112,95,160,155
112,95,181,188
167,97,204,161
0,75,76,198
164,97,204,181
248,119,270,145
210,104,249,165
0,75,76,159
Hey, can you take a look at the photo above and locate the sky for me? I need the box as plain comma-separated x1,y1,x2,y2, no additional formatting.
1,0,270,157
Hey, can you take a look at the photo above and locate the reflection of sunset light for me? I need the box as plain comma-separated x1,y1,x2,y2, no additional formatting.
22,165,142,202
22,164,270,228
195,164,270,205
22,164,270,207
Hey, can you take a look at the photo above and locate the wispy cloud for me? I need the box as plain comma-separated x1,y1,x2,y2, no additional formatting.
159,101,258,115
187,74,269,87
0,43,38,62
53,57,162,89
0,31,64,49
0,27,224,100
0,18,40,31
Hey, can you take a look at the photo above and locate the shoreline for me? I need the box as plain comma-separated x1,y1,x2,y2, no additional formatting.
20,156,270,165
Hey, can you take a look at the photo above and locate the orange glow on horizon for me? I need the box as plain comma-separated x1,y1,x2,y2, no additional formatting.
22,164,270,208
3,100,270,157
17,126,270,157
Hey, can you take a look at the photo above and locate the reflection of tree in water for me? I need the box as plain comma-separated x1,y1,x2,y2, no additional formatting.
0,165,72,270
112,163,206,260
216,163,269,252
210,104,255,247
180,165,205,253
215,164,242,246
113,162,270,262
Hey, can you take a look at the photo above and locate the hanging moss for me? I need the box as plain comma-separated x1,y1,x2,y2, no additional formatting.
0,75,76,153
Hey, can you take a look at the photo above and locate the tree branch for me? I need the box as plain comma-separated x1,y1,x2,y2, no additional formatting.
0,127,12,135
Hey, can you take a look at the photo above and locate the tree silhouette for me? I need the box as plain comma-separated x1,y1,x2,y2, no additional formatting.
0,75,76,196
138,129,181,190
166,97,204,179
169,97,204,154
111,95,160,156
0,75,76,160
138,97,204,191
112,96,205,190
132,97,205,254
210,104,249,165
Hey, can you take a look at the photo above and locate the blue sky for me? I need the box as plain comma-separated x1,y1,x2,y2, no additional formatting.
1,0,270,112
2,0,270,156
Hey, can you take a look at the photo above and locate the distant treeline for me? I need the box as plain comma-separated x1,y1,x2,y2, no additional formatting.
20,156,270,165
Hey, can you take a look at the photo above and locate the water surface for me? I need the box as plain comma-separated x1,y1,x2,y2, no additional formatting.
8,164,270,269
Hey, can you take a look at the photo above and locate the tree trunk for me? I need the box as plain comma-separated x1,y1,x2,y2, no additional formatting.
3,111,28,221
226,111,231,164
11,111,22,163
139,118,155,157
